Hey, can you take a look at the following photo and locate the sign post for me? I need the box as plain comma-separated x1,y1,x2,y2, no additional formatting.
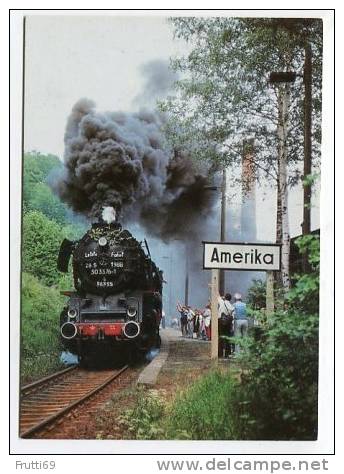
203,241,281,360
203,242,281,272
210,269,219,360
266,271,275,319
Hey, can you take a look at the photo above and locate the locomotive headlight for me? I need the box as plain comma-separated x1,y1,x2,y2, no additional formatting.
61,322,77,340
98,236,108,247
68,308,77,319
127,307,137,318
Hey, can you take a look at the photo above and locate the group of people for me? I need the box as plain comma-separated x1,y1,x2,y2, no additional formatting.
176,292,248,358
176,303,212,341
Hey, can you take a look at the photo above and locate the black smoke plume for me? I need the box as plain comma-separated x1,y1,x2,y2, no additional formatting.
55,98,215,241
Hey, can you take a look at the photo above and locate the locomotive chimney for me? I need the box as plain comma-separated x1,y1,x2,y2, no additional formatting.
101,206,118,224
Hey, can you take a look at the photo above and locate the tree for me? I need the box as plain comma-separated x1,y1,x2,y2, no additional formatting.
29,182,68,225
23,152,67,221
162,17,322,290
23,151,62,180
22,211,65,286
23,154,43,210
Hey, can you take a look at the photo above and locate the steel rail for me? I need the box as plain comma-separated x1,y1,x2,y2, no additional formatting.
21,365,78,394
20,365,128,438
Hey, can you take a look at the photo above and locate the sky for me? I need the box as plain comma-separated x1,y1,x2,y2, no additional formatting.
24,14,320,244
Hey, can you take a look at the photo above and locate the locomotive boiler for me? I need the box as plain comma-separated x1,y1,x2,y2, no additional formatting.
57,219,163,363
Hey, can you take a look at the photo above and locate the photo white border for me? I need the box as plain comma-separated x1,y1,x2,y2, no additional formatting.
9,8,334,455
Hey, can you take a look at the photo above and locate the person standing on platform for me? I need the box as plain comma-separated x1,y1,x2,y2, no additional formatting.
199,311,206,340
193,309,200,338
218,292,234,358
203,304,212,340
177,303,188,337
186,306,195,338
233,293,248,354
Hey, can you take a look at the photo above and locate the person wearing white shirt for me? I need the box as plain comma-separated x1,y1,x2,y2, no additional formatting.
203,304,212,340
186,306,195,338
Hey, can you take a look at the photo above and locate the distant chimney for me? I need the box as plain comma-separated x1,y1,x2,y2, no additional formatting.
241,139,257,240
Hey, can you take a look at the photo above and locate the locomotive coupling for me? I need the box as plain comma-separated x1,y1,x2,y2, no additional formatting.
123,321,140,339
60,322,78,340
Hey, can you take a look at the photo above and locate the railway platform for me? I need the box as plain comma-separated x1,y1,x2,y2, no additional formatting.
138,327,211,388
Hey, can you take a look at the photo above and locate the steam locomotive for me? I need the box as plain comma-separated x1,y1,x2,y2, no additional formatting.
57,220,163,363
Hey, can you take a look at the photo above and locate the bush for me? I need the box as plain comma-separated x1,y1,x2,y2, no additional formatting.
118,388,166,439
22,211,65,286
21,272,66,382
247,278,266,310
287,234,320,314
232,235,320,440
236,310,318,440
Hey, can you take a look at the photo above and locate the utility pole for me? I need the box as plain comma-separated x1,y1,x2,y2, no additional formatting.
219,168,227,295
169,254,173,324
210,269,219,360
303,41,312,271
184,246,189,306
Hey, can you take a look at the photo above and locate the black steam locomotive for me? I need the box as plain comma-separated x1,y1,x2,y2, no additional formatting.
57,220,163,363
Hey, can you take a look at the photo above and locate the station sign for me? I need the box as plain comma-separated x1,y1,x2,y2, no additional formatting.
203,242,281,271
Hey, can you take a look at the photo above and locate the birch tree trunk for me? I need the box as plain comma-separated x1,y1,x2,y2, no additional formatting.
277,84,291,290
275,172,283,288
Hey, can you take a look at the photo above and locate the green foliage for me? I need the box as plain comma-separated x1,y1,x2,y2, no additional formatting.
287,234,320,314
22,150,89,236
246,278,266,309
22,211,65,286
302,172,320,187
231,234,320,440
23,152,71,225
20,151,87,382
23,152,63,212
63,222,89,240
116,371,243,440
164,234,319,441
28,182,68,225
164,369,241,440
118,388,166,439
24,151,62,178
162,18,322,182
21,272,66,381
23,153,45,205
236,309,318,440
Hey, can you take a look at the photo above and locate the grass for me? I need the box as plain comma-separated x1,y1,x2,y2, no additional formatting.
21,352,64,384
105,367,243,440
164,367,241,440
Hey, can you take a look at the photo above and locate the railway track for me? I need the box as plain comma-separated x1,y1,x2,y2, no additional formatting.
20,365,128,438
